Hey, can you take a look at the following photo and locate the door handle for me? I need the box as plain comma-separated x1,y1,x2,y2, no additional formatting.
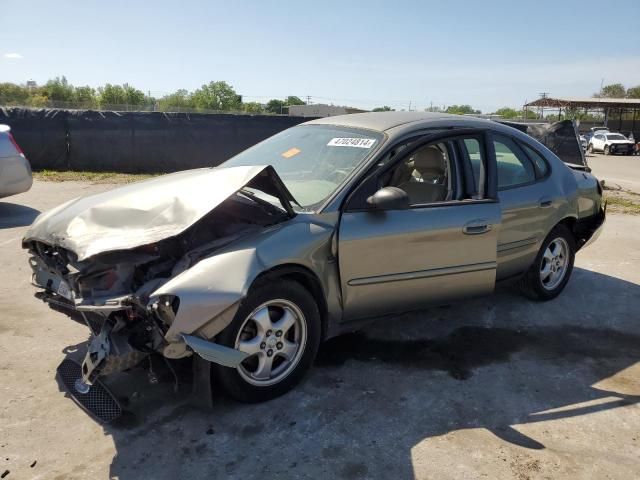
463,220,492,235
539,197,552,208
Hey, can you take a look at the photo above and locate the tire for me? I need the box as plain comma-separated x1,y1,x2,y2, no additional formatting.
213,279,321,403
588,144,594,154
604,145,610,155
518,225,576,301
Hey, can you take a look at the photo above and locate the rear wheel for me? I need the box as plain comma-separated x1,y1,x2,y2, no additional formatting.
214,280,321,403
518,225,575,301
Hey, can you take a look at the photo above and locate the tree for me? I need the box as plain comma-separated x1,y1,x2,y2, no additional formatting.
626,85,640,99
0,82,30,104
191,81,241,111
74,86,97,108
157,89,194,111
493,107,520,119
372,106,394,112
445,104,481,115
265,99,286,114
285,96,306,106
122,84,146,105
596,83,626,98
242,102,264,113
42,76,75,102
98,84,126,105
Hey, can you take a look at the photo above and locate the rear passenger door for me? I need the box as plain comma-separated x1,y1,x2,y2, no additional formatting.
492,134,552,280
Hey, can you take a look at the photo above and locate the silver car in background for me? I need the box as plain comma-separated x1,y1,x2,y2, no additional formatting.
0,124,32,198
23,112,605,407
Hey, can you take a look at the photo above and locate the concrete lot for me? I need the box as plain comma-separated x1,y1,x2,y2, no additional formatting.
586,152,640,192
1,170,639,480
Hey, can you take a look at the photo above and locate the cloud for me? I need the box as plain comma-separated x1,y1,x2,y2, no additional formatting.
4,53,23,59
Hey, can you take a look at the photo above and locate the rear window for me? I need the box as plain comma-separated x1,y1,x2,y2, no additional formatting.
606,134,627,141
0,133,21,157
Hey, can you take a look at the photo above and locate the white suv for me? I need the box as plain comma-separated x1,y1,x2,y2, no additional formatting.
588,132,635,155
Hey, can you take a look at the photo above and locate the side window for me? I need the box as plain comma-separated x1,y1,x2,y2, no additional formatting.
385,142,452,206
494,135,536,189
462,138,484,197
520,143,549,177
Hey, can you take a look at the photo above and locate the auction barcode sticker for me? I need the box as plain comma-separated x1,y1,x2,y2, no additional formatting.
327,138,376,148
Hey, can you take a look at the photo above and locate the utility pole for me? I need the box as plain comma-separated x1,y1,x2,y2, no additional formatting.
306,96,311,105
408,100,412,112
539,92,549,120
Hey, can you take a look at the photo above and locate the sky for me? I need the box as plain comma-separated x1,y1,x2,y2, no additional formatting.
1,0,639,113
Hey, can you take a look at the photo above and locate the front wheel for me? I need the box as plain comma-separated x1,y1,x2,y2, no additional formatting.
604,145,610,155
588,144,594,154
518,225,576,301
214,280,321,403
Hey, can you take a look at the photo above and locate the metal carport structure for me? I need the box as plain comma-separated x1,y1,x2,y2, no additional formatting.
523,97,640,137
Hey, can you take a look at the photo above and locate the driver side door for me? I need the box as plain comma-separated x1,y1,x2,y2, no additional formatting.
337,133,501,320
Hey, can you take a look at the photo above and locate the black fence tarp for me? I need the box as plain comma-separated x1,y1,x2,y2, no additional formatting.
0,108,313,172
0,108,69,170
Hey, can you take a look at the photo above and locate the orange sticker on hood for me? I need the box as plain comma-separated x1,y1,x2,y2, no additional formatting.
281,147,301,158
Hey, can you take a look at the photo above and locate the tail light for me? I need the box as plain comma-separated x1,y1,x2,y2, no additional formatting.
8,132,24,155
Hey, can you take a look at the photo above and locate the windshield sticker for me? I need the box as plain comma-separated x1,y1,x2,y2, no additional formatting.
281,147,301,158
327,138,376,148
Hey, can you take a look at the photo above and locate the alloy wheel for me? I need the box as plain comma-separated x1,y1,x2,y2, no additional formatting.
539,238,569,290
234,299,307,386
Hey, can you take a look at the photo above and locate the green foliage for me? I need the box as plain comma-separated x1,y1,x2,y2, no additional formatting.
98,83,147,106
42,76,75,102
445,104,481,115
157,89,194,111
242,102,264,113
191,81,241,111
0,82,30,104
626,85,640,99
265,99,286,114
596,83,626,98
493,107,520,119
73,86,98,107
372,106,394,112
285,96,306,106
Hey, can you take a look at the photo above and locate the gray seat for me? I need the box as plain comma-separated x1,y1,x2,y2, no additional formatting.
398,147,447,204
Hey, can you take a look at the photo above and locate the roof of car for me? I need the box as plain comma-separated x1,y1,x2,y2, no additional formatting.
304,111,489,132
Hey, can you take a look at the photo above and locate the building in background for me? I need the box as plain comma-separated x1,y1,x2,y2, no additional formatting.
289,104,367,117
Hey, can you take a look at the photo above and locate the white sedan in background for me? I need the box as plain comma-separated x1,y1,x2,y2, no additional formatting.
0,125,32,198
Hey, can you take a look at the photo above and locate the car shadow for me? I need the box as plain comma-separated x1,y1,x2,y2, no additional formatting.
0,201,40,229
53,267,640,479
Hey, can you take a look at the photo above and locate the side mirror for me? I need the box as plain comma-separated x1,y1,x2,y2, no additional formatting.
366,187,409,210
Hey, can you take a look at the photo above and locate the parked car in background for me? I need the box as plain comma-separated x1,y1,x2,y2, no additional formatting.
24,112,605,408
0,125,32,198
590,126,609,134
579,134,588,152
588,132,635,155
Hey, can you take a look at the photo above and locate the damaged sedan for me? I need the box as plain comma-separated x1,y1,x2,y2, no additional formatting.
24,112,605,408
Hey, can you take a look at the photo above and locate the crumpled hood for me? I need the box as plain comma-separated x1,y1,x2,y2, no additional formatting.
23,165,290,261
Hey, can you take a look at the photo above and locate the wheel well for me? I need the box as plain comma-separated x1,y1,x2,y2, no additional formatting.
557,215,597,251
252,265,329,340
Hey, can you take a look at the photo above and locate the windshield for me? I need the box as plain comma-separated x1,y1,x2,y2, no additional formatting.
222,125,383,210
606,134,627,141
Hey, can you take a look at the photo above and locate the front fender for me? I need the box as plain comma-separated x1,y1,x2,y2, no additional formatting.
152,248,263,343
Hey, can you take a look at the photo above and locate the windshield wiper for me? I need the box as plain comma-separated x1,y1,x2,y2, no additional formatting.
238,189,287,216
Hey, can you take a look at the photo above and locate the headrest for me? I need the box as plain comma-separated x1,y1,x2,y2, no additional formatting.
412,147,445,174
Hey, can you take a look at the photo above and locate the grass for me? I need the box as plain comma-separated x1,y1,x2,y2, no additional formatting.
33,170,161,184
603,187,640,215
